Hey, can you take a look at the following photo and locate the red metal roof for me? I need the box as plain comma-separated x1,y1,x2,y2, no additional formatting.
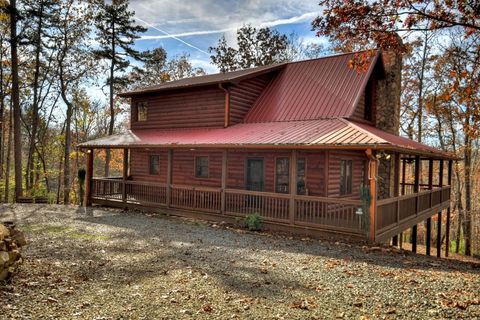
119,63,284,97
78,119,454,158
244,52,380,122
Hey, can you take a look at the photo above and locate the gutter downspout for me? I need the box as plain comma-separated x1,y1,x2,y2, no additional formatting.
219,83,230,128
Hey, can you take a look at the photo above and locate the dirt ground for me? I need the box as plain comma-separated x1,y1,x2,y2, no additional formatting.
1,204,479,319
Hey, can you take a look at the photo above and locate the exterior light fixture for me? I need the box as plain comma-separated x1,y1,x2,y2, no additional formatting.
355,207,363,215
375,151,391,160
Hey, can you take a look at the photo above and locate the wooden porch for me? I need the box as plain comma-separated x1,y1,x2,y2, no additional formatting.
90,177,451,242
90,178,365,237
83,147,453,254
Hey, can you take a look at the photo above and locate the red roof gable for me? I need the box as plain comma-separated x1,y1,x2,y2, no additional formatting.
244,52,381,122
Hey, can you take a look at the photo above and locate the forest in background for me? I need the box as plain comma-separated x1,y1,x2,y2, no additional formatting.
0,0,478,256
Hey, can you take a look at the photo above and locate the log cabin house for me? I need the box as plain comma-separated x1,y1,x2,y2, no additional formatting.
79,51,456,255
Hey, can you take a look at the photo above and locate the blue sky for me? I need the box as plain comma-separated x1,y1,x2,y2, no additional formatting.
128,0,324,73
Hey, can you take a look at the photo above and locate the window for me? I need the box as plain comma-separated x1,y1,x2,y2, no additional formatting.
297,158,306,195
246,158,264,191
275,158,289,193
340,160,353,195
195,156,209,178
149,155,160,175
137,101,148,122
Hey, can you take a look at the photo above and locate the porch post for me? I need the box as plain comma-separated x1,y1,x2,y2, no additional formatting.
289,150,297,225
392,152,400,246
445,160,452,257
401,158,406,195
166,149,173,207
412,155,420,253
437,159,444,257
426,158,433,256
366,149,377,242
399,157,406,249
122,148,128,205
221,150,227,213
85,148,94,207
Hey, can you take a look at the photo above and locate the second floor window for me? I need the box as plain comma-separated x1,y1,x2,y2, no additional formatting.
340,160,353,195
195,156,209,178
137,102,148,122
149,155,160,175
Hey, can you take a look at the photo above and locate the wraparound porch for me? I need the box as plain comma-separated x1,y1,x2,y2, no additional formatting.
82,146,454,253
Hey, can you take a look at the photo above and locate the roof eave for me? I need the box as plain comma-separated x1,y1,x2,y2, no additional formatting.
118,64,285,98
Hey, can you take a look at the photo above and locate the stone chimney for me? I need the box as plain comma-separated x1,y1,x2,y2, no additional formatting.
376,49,402,199
375,50,402,136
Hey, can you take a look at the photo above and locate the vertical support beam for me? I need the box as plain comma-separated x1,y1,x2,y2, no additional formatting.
426,217,431,256
445,160,452,257
289,150,297,225
412,225,418,253
392,152,400,246
85,148,94,207
401,158,406,195
412,155,420,253
122,148,128,205
221,150,227,214
426,158,433,256
166,149,173,207
366,149,377,242
437,211,442,257
437,159,444,258
414,155,420,193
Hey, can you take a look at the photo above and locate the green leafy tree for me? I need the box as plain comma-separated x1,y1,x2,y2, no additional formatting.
93,0,146,176
209,25,289,72
130,50,205,88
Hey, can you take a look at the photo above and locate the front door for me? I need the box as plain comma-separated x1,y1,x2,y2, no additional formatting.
246,158,264,191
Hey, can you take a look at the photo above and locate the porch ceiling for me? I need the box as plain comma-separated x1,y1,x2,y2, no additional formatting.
78,118,456,159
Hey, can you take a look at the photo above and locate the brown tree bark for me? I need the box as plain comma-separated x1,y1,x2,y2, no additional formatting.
4,101,13,202
26,1,45,191
9,0,23,200
463,130,472,255
104,19,115,178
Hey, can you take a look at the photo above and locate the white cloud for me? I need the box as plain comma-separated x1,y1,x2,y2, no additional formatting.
128,0,323,73
137,11,319,41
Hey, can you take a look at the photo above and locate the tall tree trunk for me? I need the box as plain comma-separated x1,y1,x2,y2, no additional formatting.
9,0,23,200
416,32,429,144
62,98,73,204
104,20,115,177
0,44,5,182
463,131,472,255
26,4,44,191
4,101,13,202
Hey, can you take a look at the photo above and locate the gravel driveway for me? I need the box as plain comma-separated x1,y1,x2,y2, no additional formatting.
1,204,479,319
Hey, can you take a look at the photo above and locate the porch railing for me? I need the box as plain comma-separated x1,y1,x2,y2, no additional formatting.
375,185,451,237
170,184,221,213
92,178,167,206
91,178,364,235
91,178,451,240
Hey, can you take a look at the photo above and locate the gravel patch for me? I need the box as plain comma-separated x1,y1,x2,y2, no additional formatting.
1,204,479,319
